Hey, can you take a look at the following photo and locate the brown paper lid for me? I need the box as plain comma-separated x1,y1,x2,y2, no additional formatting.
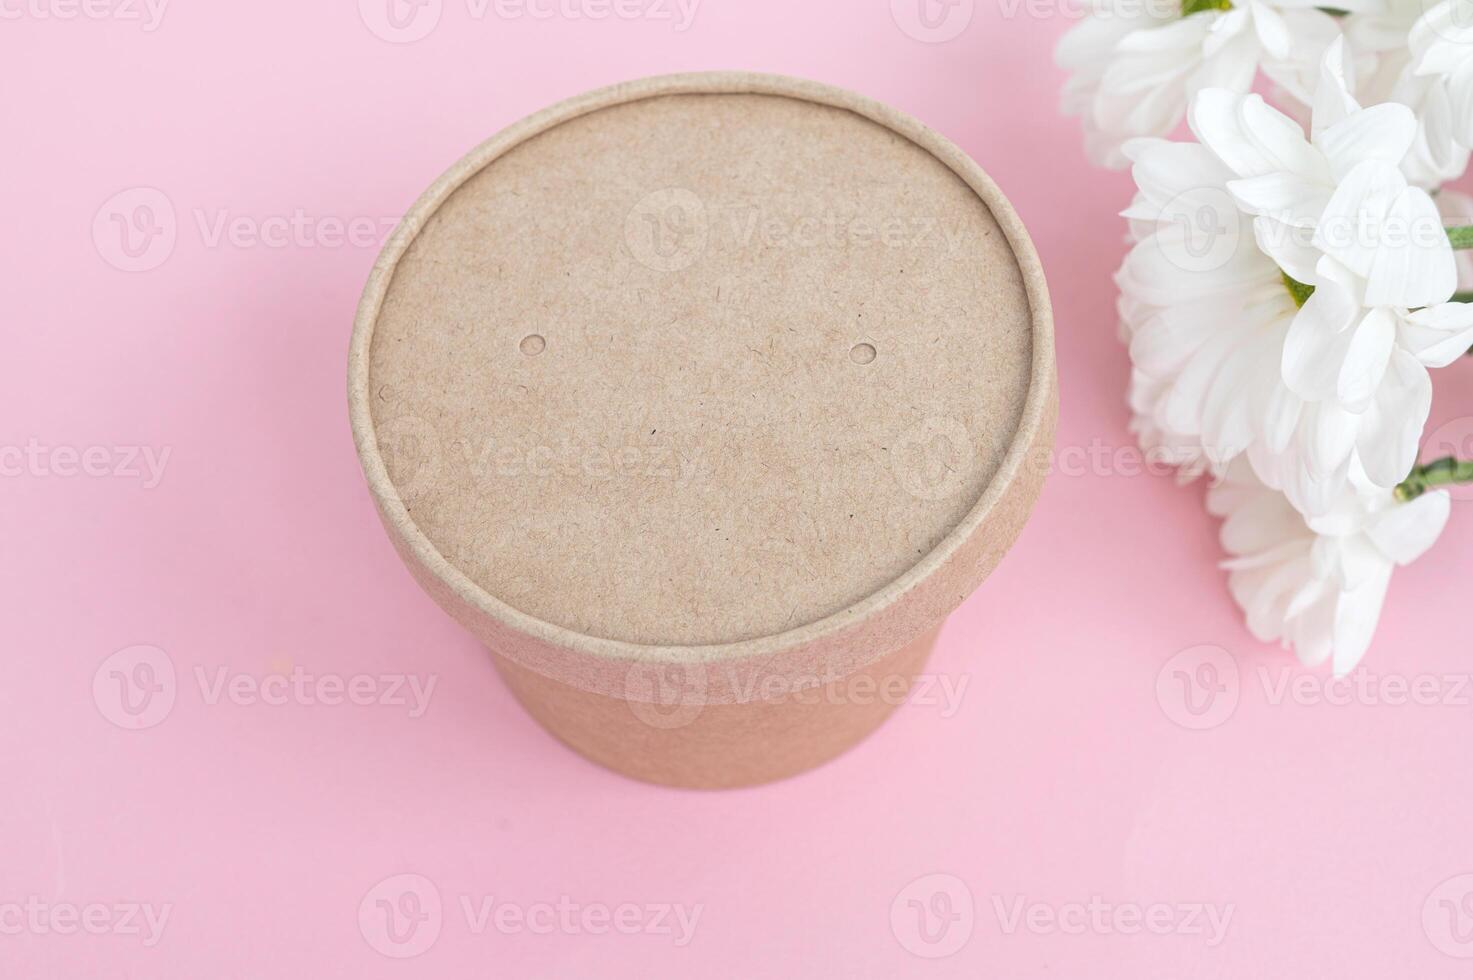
350,73,1054,698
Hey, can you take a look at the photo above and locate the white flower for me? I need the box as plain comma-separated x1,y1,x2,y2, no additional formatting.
1056,0,1348,169
1129,368,1217,480
1342,0,1473,187
1077,13,1466,676
1207,462,1449,674
1410,0,1473,138
1202,40,1455,306
1119,42,1473,514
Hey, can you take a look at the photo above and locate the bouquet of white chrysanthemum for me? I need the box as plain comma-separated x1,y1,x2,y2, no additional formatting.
1058,7,1473,673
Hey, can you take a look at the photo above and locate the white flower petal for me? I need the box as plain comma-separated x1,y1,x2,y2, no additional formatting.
1055,11,1140,71
1364,187,1458,307
1278,440,1353,517
1321,532,1382,589
1249,2,1293,62
1160,328,1242,440
1193,30,1261,95
1253,217,1322,283
1450,58,1473,146
1412,1,1473,74
1316,103,1418,181
1227,172,1332,222
1408,81,1465,188
1282,284,1360,401
1189,89,1325,179
1228,554,1303,642
1398,302,1473,367
1201,341,1265,457
1336,306,1398,409
1304,488,1371,537
1365,489,1451,563
1129,306,1223,376
1203,7,1251,59
1262,379,1305,453
1312,159,1407,284
1220,483,1304,554
1330,566,1392,675
1355,350,1433,488
1261,8,1346,108
1303,400,1361,479
1117,223,1273,306
1203,402,1445,675
1094,84,1193,159
1287,584,1337,666
1121,140,1237,219
1056,3,1199,167
1310,36,1361,139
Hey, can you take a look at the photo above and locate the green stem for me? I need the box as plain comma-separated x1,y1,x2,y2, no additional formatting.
1395,456,1473,501
1448,226,1473,249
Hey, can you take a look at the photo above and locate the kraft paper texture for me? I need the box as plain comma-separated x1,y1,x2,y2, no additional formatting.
349,73,1056,785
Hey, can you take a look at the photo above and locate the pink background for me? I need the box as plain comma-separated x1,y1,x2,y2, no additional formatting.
6,0,1473,976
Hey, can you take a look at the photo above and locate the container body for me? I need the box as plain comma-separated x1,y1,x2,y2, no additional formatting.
494,627,942,788
350,72,1057,789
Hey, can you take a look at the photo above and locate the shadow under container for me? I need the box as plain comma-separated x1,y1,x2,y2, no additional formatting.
349,72,1057,788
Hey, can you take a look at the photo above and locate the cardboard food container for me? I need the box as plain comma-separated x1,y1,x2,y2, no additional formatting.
349,73,1056,788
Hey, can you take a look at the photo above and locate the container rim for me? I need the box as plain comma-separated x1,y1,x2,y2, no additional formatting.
348,70,1055,667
